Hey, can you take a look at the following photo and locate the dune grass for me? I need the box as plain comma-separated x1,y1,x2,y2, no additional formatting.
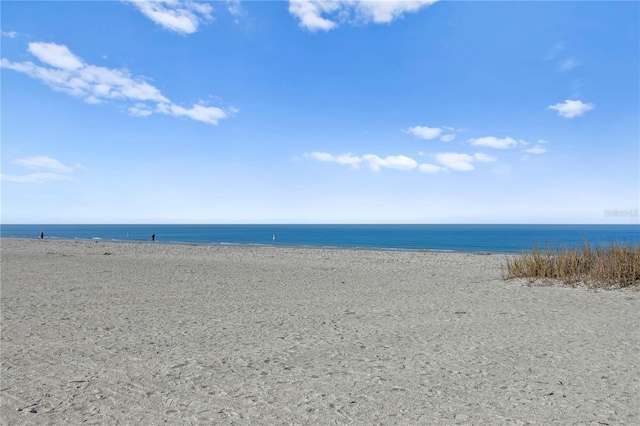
503,242,640,290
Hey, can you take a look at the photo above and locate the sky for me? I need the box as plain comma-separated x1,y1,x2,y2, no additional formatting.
1,0,639,224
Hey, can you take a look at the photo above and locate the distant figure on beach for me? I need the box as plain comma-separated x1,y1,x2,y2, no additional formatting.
273,234,276,242
151,233,155,242
40,231,44,239
127,232,130,238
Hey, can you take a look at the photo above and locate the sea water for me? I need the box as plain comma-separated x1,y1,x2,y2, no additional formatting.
1,224,639,253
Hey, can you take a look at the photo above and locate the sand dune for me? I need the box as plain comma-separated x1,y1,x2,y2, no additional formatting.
1,238,638,424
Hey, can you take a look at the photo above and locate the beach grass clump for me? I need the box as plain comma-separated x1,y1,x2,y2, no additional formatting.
503,242,640,290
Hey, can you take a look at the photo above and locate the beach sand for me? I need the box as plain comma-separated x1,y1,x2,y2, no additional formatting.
1,238,638,424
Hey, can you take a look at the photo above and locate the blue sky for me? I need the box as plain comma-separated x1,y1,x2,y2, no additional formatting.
1,0,638,224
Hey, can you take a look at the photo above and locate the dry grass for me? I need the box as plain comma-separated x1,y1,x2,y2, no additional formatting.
503,242,640,290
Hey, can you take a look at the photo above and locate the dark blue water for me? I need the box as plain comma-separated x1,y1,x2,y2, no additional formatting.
1,224,638,253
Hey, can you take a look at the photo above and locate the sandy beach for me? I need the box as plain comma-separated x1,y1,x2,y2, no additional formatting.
1,238,638,425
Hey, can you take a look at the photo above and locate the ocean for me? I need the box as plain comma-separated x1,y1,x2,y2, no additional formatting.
1,224,639,253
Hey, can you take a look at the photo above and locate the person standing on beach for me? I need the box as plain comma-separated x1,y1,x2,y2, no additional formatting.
40,231,44,239
151,233,155,242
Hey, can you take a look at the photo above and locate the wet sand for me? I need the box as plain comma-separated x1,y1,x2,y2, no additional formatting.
1,238,638,424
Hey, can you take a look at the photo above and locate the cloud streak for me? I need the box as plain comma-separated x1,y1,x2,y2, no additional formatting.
1,42,233,125
469,136,518,149
13,156,82,173
524,145,547,154
306,151,495,173
307,152,419,172
2,156,82,184
557,57,579,72
289,0,437,32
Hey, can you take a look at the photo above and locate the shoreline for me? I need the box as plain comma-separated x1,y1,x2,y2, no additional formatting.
1,236,518,255
2,238,638,424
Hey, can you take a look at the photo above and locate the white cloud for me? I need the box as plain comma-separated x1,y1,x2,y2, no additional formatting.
440,134,455,142
356,0,438,24
306,152,417,172
473,153,497,162
524,145,547,154
288,0,340,32
165,103,229,125
307,152,336,162
1,31,17,38
289,0,436,32
227,0,243,18
469,136,518,149
558,57,579,72
3,156,82,184
363,154,417,172
28,42,84,70
435,152,475,171
548,99,595,118
128,103,153,117
308,150,495,173
335,153,362,167
2,42,233,126
408,125,442,140
538,139,550,144
418,163,447,173
126,0,213,35
306,152,362,167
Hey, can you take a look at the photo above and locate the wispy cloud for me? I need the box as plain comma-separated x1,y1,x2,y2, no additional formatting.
544,42,564,61
1,31,17,38
128,103,154,117
307,152,363,167
440,134,455,142
289,0,437,32
2,42,234,125
125,0,213,35
407,125,442,140
306,152,417,172
548,99,595,118
418,163,447,173
524,145,547,154
1,173,73,184
473,153,497,162
306,151,494,173
545,43,580,72
558,57,579,72
434,152,475,171
13,156,82,173
2,156,82,184
362,154,418,172
469,136,518,149
227,0,243,18
431,152,496,172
